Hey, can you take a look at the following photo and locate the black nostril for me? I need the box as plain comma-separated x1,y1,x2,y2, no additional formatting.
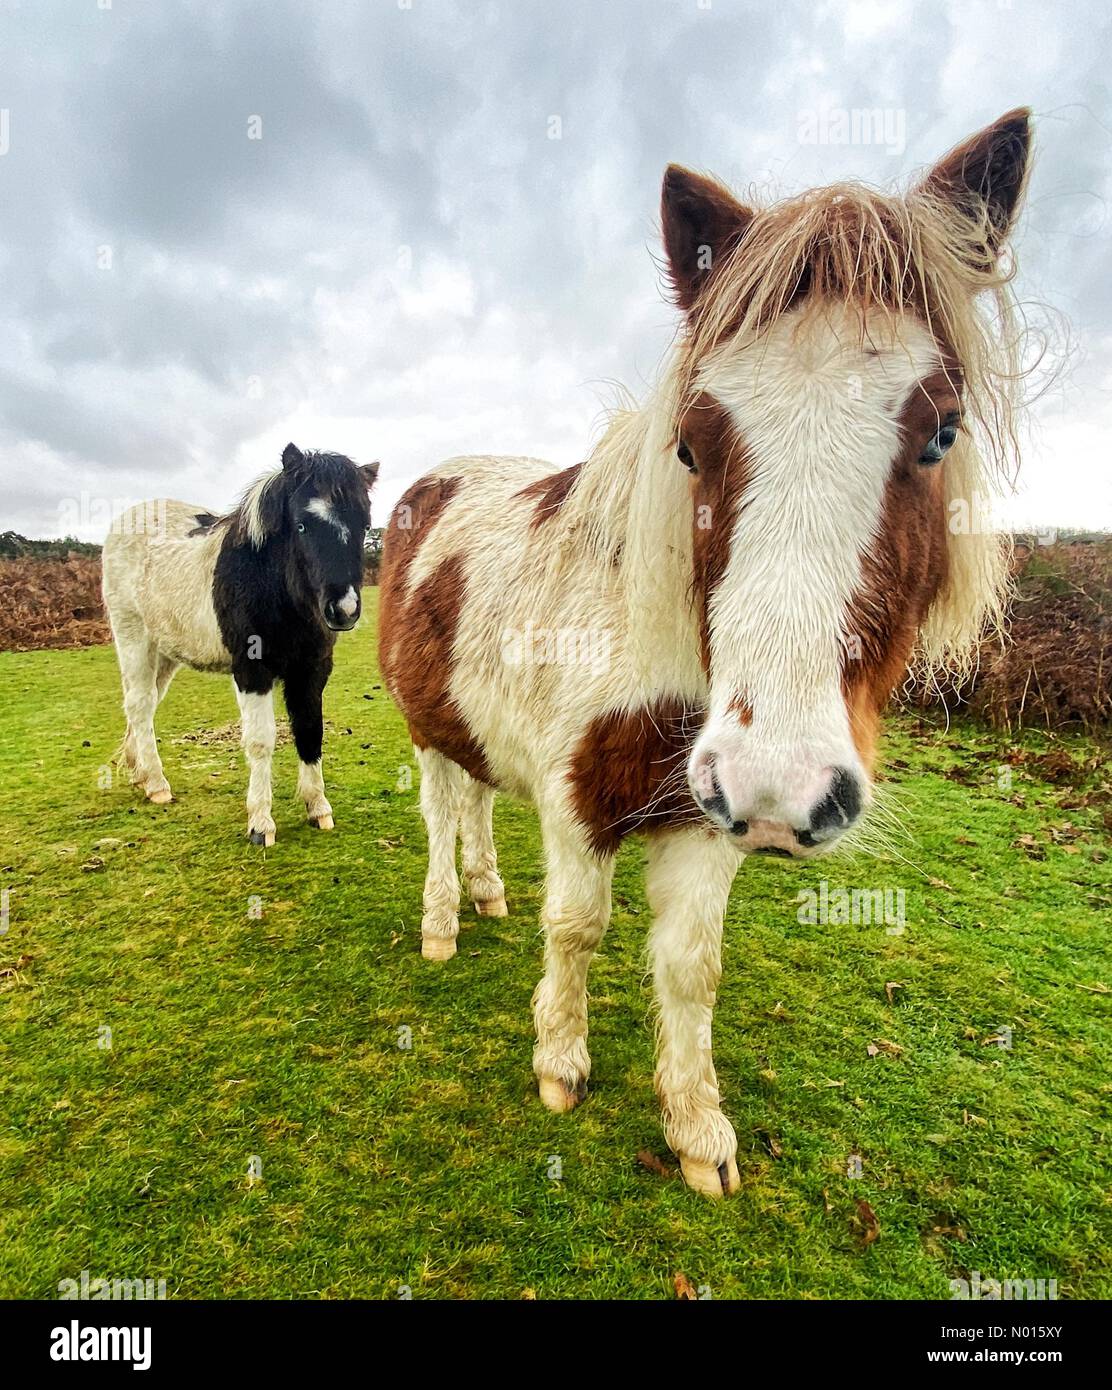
730,818,748,836
832,767,862,822
805,767,862,839
695,762,738,832
702,767,729,821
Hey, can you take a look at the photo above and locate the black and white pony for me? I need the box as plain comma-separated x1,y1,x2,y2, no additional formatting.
102,443,379,844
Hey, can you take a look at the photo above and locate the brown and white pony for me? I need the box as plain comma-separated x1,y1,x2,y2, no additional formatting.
379,111,1032,1196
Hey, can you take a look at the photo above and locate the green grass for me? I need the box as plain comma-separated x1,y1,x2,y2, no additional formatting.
1,592,1109,1300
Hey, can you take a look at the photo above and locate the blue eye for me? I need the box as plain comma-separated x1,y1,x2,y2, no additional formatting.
297,521,306,532
919,421,960,466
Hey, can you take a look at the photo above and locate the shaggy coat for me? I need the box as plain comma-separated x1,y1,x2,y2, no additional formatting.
102,444,378,843
379,111,1034,1196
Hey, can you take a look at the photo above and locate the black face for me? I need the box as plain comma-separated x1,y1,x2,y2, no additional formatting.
288,478,370,632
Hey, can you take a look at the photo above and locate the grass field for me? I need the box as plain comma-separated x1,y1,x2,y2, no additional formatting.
1,592,1109,1300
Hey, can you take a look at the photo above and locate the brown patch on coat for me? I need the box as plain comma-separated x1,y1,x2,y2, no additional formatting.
727,693,753,726
567,699,705,856
846,683,882,777
377,474,461,679
681,392,751,673
515,462,583,528
381,552,493,785
842,370,959,763
383,475,462,560
378,474,492,784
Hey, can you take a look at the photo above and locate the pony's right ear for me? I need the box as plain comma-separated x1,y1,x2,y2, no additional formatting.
661,165,754,312
281,442,305,471
361,461,380,490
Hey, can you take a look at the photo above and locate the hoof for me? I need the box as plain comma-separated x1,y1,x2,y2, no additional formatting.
421,935,457,961
474,895,508,918
147,788,173,805
310,814,334,831
679,1155,740,1199
248,829,276,847
539,1076,588,1113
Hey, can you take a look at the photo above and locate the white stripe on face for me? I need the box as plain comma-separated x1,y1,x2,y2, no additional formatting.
690,302,940,837
306,496,350,544
336,585,359,618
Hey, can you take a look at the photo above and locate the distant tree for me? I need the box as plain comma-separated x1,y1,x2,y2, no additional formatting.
363,527,384,584
0,531,101,559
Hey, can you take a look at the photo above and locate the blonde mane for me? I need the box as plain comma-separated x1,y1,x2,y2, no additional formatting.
558,173,1032,678
235,469,285,548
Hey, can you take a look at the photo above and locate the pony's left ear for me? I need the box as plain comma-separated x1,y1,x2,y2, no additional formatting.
916,108,1032,261
361,461,380,490
661,165,755,312
281,442,305,471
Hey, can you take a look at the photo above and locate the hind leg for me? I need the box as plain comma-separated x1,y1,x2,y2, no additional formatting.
113,620,172,803
460,777,507,917
133,655,180,792
155,654,179,705
415,745,465,961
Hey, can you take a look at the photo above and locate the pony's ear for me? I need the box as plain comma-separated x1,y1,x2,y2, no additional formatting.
916,108,1032,262
281,442,305,471
661,165,754,312
361,461,380,490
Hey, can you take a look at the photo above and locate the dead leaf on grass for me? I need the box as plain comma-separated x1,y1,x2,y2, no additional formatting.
636,1149,677,1179
754,1129,783,1159
673,1272,698,1300
854,1198,881,1247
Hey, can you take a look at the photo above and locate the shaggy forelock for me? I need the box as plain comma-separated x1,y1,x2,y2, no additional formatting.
232,450,370,548
548,172,1040,684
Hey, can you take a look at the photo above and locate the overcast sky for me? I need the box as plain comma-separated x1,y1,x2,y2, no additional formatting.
1,0,1109,539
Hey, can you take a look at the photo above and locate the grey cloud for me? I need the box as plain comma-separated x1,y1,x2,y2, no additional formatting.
0,0,1109,536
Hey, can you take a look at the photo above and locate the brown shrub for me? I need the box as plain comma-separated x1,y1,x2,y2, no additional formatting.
910,539,1111,733
1,540,1107,734
0,555,110,652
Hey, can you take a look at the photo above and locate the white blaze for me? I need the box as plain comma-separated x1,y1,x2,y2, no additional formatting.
306,497,350,543
692,302,940,823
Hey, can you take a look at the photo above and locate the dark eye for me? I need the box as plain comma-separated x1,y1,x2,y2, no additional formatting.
677,439,697,473
296,521,306,533
919,418,960,466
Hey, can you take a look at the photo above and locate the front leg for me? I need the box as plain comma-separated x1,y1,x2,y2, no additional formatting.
233,678,277,845
284,663,333,830
646,826,743,1198
532,817,614,1112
